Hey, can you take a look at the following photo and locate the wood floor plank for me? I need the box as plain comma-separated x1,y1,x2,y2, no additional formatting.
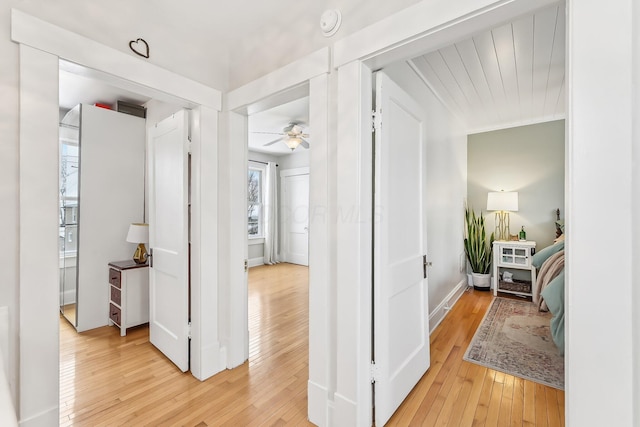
547,388,563,427
60,268,564,426
456,364,488,427
511,376,525,426
485,370,504,426
498,373,515,426
472,369,496,426
523,380,537,426
535,382,550,427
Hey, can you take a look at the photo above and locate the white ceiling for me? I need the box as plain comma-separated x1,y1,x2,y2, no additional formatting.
243,4,565,141
410,4,565,133
248,97,310,156
56,2,565,136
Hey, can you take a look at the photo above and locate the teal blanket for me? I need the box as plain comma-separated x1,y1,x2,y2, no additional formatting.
541,271,565,355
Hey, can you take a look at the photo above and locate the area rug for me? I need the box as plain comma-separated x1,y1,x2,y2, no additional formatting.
463,297,564,390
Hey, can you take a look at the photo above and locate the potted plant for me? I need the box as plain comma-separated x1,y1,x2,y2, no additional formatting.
464,206,495,291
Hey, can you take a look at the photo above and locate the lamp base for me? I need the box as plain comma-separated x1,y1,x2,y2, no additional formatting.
494,211,511,241
133,243,148,264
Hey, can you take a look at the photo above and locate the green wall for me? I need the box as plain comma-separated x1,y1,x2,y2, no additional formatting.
467,120,564,249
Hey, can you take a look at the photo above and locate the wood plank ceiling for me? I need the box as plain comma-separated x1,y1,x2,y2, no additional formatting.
410,4,565,133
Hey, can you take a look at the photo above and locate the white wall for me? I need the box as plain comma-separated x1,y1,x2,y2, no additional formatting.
0,2,21,407
567,0,636,425
383,61,467,318
468,120,565,249
10,2,228,90
279,149,309,170
633,1,640,423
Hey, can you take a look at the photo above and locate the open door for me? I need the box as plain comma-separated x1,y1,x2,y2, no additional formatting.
148,110,190,372
373,71,430,425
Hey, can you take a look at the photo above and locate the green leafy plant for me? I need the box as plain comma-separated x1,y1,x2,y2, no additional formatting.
464,206,495,274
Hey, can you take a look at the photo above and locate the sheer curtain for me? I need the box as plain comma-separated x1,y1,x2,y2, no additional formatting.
263,162,279,265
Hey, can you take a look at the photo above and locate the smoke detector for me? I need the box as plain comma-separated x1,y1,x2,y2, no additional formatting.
320,9,342,37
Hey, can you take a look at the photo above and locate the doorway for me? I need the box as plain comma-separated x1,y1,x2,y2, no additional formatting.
14,10,222,424
225,52,331,423
245,94,311,369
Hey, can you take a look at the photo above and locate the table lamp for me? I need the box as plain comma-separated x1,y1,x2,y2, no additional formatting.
486,191,518,241
126,223,149,264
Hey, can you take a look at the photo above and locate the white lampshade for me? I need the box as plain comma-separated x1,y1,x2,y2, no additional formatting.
126,223,149,244
487,191,519,212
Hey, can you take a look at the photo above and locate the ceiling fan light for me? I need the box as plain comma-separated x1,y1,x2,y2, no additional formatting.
285,137,302,150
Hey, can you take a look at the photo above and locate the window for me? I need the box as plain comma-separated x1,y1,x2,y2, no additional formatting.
248,163,266,238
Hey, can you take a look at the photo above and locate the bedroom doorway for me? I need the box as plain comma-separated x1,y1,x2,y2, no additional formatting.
245,94,312,364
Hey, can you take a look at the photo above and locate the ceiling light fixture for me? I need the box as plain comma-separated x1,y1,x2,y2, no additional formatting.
285,137,302,151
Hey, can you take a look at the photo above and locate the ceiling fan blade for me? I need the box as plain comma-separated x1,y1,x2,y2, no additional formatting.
263,137,283,146
252,131,285,135
300,138,310,149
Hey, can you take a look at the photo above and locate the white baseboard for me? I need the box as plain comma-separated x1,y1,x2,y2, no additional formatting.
332,393,358,427
429,279,467,334
0,307,17,427
248,257,264,268
308,380,329,426
193,342,225,381
19,405,56,427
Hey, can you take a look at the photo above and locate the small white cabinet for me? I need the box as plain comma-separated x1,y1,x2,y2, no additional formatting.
108,260,149,336
492,241,537,301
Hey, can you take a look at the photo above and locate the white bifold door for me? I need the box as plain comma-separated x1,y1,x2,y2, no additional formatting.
373,71,430,425
148,110,190,372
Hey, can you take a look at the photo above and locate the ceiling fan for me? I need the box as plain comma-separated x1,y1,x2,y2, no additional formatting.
254,122,310,151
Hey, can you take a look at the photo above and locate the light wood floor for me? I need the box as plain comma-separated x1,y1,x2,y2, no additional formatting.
60,264,564,426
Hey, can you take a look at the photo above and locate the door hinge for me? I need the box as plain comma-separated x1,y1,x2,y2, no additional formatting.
244,259,248,272
187,322,192,339
187,140,192,154
372,110,382,132
370,361,378,384
423,255,432,279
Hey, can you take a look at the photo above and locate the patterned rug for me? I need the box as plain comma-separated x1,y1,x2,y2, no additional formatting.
463,297,564,390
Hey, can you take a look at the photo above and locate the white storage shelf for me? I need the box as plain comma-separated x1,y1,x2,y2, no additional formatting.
492,240,537,302
108,260,149,336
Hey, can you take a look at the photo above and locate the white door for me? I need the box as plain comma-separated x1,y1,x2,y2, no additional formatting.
281,171,309,266
373,71,430,425
148,110,190,372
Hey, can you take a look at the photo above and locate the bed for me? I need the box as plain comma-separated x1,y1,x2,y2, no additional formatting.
532,218,565,355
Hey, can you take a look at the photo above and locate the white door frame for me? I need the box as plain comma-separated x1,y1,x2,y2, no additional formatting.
224,48,331,425
280,167,310,265
331,0,570,425
13,9,222,425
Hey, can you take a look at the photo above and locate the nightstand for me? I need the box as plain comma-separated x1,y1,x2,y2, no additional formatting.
108,260,149,336
492,240,538,302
